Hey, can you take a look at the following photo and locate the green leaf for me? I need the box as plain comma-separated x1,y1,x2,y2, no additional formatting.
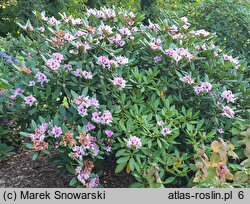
52,88,61,100
197,119,204,130
119,121,126,131
117,156,130,164
157,138,162,149
20,132,30,137
70,177,78,186
115,162,127,174
31,120,37,130
66,164,75,174
23,143,33,149
129,158,135,171
81,87,88,96
164,177,175,184
71,90,79,98
59,105,67,116
32,151,40,160
115,149,126,157
129,182,144,188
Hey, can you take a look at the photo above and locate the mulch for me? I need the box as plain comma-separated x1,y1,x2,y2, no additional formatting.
0,148,135,188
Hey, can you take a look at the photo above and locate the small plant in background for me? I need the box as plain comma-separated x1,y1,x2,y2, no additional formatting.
0,143,15,162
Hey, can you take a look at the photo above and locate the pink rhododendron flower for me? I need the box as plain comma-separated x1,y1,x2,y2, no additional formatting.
100,110,113,125
97,56,111,68
173,33,183,39
181,17,189,25
221,90,236,103
126,136,142,149
154,55,162,63
35,72,48,85
64,64,72,71
111,34,122,42
149,23,158,31
195,29,210,37
149,42,162,50
161,128,172,136
131,27,138,32
64,33,75,41
38,27,45,32
119,27,131,36
29,81,36,86
169,25,178,33
75,30,86,37
105,130,114,138
116,40,125,47
193,86,204,94
223,54,233,61
105,146,112,152
165,48,174,56
48,16,60,26
86,122,96,131
112,77,126,90
217,128,224,134
92,112,101,123
172,53,182,62
53,52,64,62
157,121,165,126
73,69,82,77
51,126,63,138
82,71,93,79
183,76,194,85
39,123,49,133
24,95,37,106
14,88,24,96
222,106,235,118
89,98,100,108
46,59,60,71
77,105,88,117
86,176,100,188
200,82,212,92
116,56,129,65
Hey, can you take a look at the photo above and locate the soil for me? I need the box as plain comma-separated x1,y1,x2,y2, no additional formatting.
0,148,135,188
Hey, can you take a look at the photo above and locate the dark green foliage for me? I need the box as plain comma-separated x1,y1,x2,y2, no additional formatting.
0,143,15,161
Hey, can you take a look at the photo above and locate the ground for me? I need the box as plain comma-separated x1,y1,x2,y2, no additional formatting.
0,148,135,188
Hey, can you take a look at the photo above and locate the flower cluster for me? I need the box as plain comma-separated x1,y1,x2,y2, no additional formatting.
161,127,172,136
73,95,99,117
24,95,37,106
182,76,236,118
221,90,236,103
35,71,48,85
126,136,142,149
193,82,212,94
9,88,23,100
75,162,99,188
112,77,126,90
86,8,116,20
46,52,64,71
29,123,49,151
165,47,193,62
73,69,93,79
97,55,128,68
91,110,113,125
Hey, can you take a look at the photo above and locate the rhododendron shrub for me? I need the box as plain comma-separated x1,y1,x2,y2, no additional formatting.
1,7,249,187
